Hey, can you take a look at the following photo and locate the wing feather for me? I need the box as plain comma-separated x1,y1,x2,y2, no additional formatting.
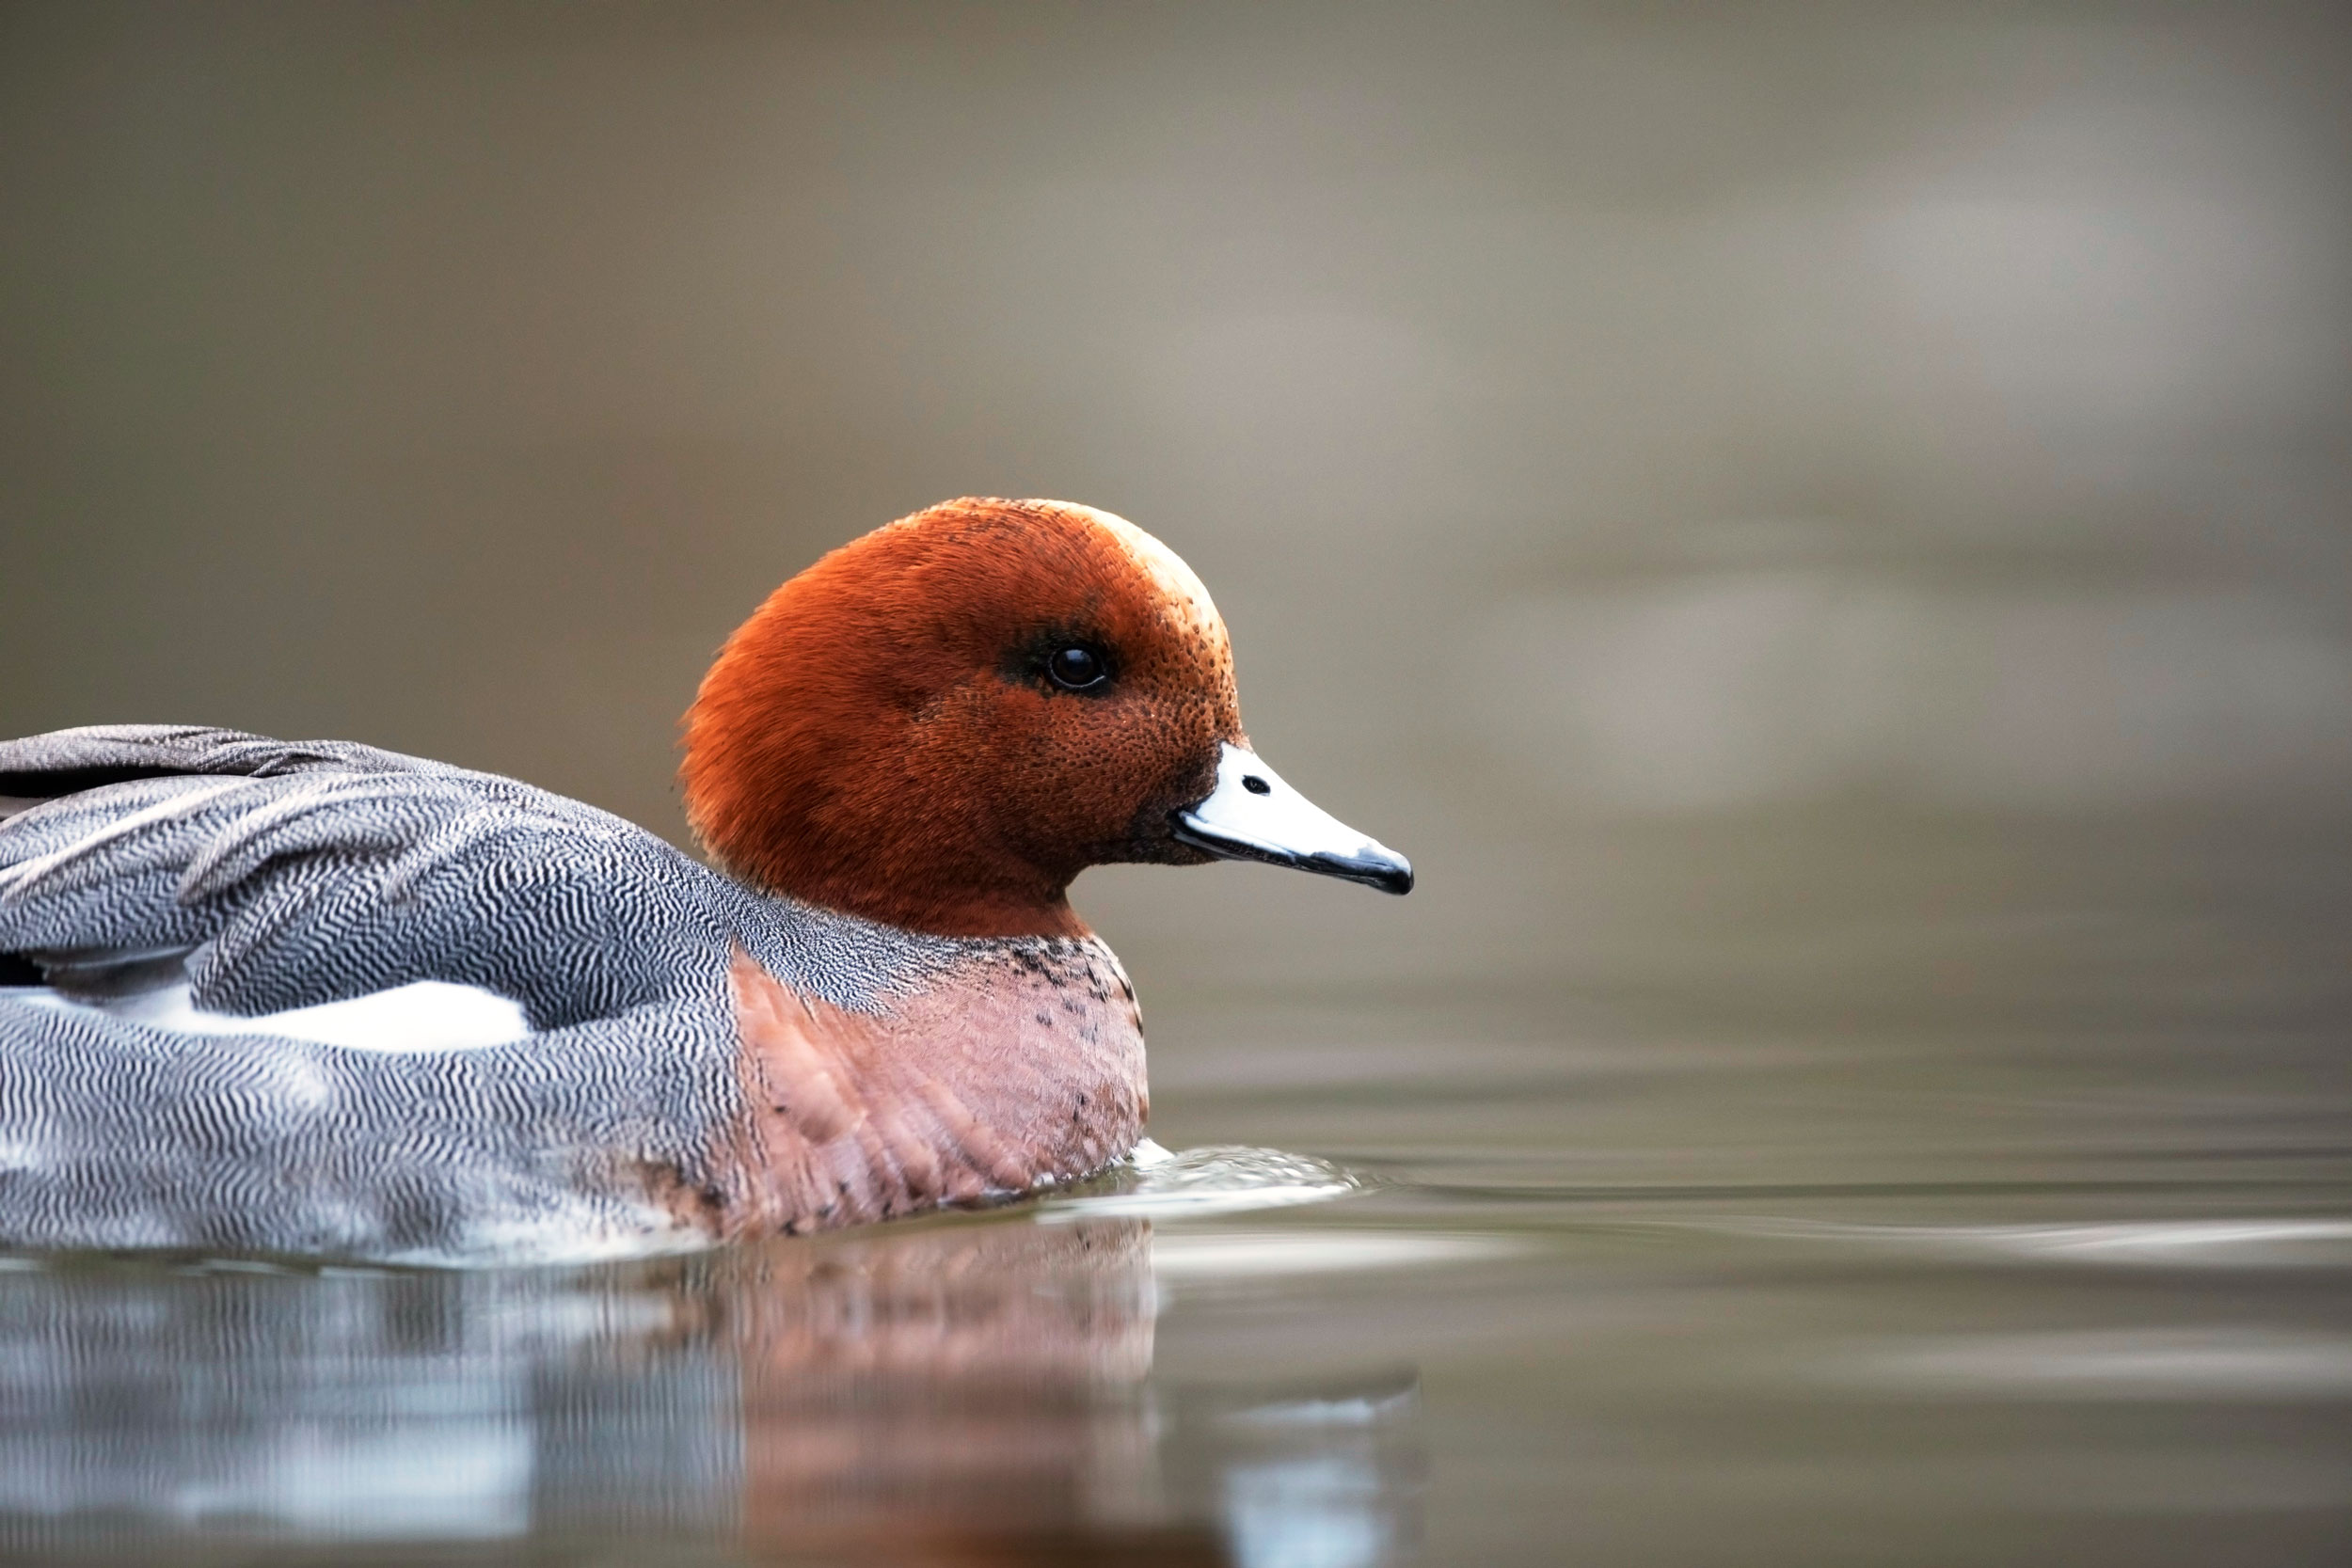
0,727,735,1029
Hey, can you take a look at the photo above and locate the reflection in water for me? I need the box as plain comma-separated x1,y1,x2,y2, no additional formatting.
726,1220,1164,1560
0,1212,1423,1566
1212,1387,1422,1568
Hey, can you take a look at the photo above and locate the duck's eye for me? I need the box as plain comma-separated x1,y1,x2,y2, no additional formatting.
1046,644,1109,692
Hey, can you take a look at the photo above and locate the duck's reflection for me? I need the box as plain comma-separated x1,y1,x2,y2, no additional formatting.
725,1219,1161,1558
0,1218,1421,1566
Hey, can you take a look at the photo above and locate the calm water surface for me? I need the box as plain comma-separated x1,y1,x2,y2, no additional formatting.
4,1013,2346,1567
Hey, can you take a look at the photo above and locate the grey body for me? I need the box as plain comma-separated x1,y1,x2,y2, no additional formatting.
0,726,983,1262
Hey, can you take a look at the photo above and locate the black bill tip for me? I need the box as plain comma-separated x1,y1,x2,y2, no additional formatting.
1171,812,1414,895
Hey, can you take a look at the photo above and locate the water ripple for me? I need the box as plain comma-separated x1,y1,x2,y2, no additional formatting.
1035,1140,1365,1221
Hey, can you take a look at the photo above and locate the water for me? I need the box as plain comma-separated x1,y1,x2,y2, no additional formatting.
5,1027,2346,1567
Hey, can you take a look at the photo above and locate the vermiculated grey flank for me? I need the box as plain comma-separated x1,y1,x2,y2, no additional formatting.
0,725,993,1263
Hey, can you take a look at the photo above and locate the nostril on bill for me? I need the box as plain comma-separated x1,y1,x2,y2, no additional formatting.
1242,775,1271,795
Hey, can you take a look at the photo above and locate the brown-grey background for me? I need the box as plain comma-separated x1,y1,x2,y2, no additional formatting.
4,0,2347,1065
7,7,2352,1563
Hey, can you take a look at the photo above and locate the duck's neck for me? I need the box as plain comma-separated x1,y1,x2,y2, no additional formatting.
709,934,1147,1236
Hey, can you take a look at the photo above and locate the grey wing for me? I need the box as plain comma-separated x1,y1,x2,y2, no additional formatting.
0,725,727,1025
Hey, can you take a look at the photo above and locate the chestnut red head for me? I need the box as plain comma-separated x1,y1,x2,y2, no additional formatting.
682,498,1410,939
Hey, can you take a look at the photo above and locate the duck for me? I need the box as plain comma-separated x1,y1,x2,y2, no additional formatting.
0,499,1409,1263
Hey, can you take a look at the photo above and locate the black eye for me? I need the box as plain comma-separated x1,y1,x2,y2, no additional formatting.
1046,644,1109,691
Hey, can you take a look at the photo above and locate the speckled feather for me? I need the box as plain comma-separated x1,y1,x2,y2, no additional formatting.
0,725,1139,1262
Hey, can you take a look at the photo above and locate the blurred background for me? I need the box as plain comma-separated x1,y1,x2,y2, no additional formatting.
2,4,2349,1564
3,1,2345,1051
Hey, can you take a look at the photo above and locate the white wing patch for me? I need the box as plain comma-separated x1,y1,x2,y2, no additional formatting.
17,979,532,1052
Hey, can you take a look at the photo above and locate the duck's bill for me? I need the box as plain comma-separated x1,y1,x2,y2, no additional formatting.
1171,742,1413,895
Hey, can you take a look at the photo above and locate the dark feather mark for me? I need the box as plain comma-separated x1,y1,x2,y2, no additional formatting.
0,764,189,797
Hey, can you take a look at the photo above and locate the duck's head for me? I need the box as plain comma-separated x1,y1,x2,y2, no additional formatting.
682,498,1411,938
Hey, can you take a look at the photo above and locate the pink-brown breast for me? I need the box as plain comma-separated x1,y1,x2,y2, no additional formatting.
688,942,1148,1239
